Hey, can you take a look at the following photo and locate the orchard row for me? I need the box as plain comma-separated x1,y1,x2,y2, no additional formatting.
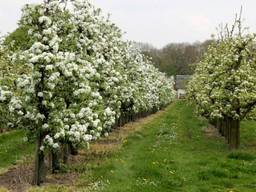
0,0,176,185
188,17,256,149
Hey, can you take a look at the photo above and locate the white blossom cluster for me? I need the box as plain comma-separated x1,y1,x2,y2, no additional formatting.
0,86,12,102
3,0,176,151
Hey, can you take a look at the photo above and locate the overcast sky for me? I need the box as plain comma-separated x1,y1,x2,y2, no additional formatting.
0,0,256,48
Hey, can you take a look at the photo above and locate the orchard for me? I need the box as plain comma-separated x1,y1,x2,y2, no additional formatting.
1,1,256,191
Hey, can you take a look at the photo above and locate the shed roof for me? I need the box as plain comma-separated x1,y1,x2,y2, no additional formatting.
175,75,191,90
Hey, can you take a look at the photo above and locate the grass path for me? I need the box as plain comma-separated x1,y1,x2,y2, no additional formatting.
73,101,256,192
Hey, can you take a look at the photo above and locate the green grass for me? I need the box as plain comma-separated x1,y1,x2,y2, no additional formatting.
241,120,256,148
0,130,34,173
3,101,256,192
71,101,256,192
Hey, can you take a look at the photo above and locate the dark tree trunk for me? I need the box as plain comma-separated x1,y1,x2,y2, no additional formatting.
216,119,221,133
63,143,69,164
223,119,227,138
229,119,240,149
33,133,46,185
52,151,60,173
210,119,217,128
227,118,231,144
70,143,78,155
220,119,224,136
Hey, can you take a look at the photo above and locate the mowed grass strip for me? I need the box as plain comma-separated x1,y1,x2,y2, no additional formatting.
72,101,256,192
0,130,34,173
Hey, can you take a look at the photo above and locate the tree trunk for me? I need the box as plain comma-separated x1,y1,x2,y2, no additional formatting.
227,118,231,144
33,134,46,185
210,119,217,128
223,119,227,138
216,119,221,133
220,119,224,136
63,143,69,164
70,143,78,155
229,119,240,149
52,151,60,173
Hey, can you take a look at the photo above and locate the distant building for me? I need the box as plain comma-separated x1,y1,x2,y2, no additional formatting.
175,75,191,99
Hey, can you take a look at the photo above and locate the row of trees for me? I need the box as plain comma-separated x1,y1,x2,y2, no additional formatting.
187,16,256,149
0,0,176,185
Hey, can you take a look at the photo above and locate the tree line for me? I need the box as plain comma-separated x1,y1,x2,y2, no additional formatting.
136,40,213,76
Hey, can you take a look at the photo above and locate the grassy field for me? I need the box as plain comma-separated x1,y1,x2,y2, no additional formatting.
1,101,256,192
0,130,34,174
